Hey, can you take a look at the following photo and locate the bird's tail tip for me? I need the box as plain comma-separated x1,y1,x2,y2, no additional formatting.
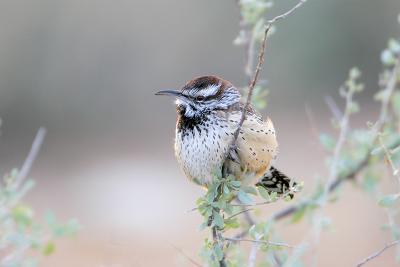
256,166,302,199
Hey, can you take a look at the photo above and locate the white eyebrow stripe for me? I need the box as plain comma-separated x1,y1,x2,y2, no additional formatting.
198,83,221,97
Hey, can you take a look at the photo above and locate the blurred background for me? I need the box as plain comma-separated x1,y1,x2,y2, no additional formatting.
0,0,400,266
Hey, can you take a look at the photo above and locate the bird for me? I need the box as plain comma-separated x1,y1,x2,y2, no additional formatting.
156,75,297,197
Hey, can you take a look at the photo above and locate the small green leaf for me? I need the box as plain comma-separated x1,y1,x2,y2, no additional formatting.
238,190,253,205
224,218,240,229
42,241,55,256
212,168,222,179
213,244,224,261
320,216,332,230
257,186,271,201
291,206,307,223
319,134,336,151
230,180,241,188
270,192,278,201
375,88,392,102
284,195,293,202
347,102,360,113
349,67,361,80
213,211,224,228
223,184,230,194
389,38,400,53
242,186,257,195
379,194,400,207
253,98,267,110
381,49,396,66
12,204,33,228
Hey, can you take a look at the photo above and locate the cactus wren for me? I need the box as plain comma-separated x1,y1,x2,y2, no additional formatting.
156,75,296,196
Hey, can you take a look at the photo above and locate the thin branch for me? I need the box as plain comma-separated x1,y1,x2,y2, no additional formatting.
230,24,269,148
328,85,353,185
242,208,256,226
273,253,284,267
234,198,257,225
231,200,272,207
324,95,343,121
15,127,47,186
170,244,203,267
266,0,307,26
212,226,227,267
248,235,261,267
225,237,294,249
229,0,307,154
356,240,400,267
226,208,254,221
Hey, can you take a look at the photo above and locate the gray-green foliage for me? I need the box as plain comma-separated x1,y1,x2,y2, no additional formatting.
0,160,80,266
195,1,400,266
197,172,246,267
197,169,293,267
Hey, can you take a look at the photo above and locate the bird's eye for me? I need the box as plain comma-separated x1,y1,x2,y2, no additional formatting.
195,95,205,101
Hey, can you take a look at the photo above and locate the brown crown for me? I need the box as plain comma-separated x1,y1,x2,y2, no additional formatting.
182,75,234,93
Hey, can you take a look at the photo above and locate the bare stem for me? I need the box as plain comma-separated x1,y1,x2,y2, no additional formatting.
356,240,400,267
225,237,294,249
226,208,254,221
15,127,47,187
324,95,343,121
266,0,307,26
230,25,269,148
212,225,227,267
230,0,307,154
170,244,202,267
232,200,272,207
248,235,261,267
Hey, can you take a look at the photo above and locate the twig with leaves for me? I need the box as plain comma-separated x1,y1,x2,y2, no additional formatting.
271,56,400,222
198,1,400,266
197,1,308,266
1,128,80,267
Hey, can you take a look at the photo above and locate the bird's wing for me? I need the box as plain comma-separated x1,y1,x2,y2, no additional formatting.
228,112,278,178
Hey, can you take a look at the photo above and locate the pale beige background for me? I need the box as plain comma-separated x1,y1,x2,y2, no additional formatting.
0,0,400,266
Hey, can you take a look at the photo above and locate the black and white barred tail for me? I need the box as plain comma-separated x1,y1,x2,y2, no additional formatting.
256,166,298,199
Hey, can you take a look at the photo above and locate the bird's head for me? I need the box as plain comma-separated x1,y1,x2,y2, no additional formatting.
156,76,241,118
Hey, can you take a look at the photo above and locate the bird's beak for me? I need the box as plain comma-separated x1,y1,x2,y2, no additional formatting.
155,90,182,97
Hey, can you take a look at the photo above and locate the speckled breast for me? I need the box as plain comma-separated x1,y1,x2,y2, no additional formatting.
174,113,233,186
